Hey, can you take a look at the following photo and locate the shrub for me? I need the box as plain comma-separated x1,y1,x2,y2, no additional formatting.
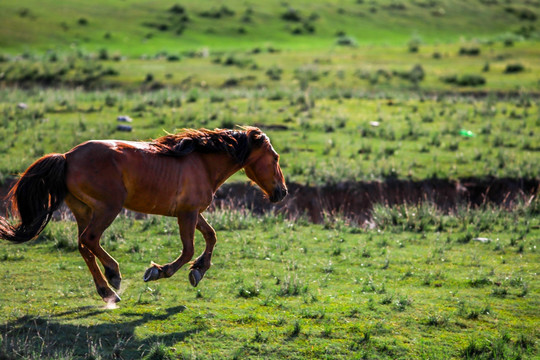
282,8,302,22
393,64,424,85
199,6,235,18
98,48,109,60
408,37,421,53
169,4,186,14
210,92,225,103
166,54,181,62
457,74,486,86
504,63,525,73
515,24,536,38
335,36,357,47
504,38,514,47
505,7,537,21
303,22,316,33
266,66,283,81
459,47,480,56
442,74,485,86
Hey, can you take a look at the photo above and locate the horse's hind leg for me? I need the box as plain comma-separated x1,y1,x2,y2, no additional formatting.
189,214,217,287
66,194,122,303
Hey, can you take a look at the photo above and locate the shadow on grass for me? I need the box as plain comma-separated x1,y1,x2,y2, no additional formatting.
0,305,195,359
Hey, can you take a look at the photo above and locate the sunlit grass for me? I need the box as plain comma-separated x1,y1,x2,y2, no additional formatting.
0,202,538,358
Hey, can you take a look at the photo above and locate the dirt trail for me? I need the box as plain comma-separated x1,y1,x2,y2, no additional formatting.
1,177,537,224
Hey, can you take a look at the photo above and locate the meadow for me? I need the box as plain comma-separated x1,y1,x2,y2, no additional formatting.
0,203,538,359
0,0,539,359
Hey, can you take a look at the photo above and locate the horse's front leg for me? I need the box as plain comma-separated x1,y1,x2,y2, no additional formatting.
143,211,197,282
189,214,217,287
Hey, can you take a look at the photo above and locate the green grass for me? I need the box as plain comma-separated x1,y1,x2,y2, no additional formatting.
2,41,540,91
1,1,539,358
0,204,538,359
0,87,538,184
1,0,538,55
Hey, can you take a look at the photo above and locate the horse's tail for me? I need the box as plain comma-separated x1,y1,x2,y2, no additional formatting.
0,154,68,243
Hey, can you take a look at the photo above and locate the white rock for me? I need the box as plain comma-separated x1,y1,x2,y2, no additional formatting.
117,115,133,122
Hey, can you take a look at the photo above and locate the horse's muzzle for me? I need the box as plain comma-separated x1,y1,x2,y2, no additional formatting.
270,185,288,203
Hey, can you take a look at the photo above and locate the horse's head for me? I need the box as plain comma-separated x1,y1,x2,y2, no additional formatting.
243,128,288,203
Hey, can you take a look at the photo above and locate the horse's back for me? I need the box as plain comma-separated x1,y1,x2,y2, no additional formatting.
64,140,211,215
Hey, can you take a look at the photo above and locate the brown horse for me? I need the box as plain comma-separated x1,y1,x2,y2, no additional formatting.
0,127,287,303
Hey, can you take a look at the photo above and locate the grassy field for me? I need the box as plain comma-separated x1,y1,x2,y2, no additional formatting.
1,0,538,54
0,203,538,359
0,0,539,359
0,88,538,185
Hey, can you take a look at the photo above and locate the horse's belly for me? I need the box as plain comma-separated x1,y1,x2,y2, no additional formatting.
122,171,212,216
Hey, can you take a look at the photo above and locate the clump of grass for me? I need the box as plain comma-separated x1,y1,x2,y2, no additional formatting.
349,330,371,350
394,295,412,311
468,276,492,287
491,287,508,297
39,223,77,251
252,328,267,343
425,313,449,326
237,282,261,299
142,342,174,360
266,66,283,81
288,321,301,337
371,203,441,233
277,274,308,296
380,293,393,305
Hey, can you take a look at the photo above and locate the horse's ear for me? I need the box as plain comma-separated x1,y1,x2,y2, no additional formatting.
247,127,266,148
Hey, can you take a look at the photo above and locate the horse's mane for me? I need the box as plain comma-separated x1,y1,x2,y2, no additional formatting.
150,127,267,164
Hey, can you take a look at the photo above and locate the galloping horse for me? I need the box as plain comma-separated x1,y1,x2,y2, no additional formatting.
0,127,287,303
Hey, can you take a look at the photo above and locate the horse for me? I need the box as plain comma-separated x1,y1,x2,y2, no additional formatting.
0,127,287,303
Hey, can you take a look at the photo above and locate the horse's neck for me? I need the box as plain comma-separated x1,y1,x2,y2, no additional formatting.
201,153,244,191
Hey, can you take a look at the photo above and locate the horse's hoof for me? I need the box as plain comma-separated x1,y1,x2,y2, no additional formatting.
143,265,161,282
189,269,203,287
104,293,121,304
98,287,121,303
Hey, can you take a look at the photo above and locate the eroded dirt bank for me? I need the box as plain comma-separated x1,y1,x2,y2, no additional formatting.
1,178,538,224
213,178,538,224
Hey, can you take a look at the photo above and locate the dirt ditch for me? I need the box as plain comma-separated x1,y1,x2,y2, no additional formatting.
213,177,538,224
0,177,537,224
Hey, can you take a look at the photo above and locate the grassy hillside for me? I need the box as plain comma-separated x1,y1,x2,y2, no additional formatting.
1,0,538,55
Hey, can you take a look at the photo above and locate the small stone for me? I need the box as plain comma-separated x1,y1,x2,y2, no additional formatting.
116,125,132,132
117,115,133,122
